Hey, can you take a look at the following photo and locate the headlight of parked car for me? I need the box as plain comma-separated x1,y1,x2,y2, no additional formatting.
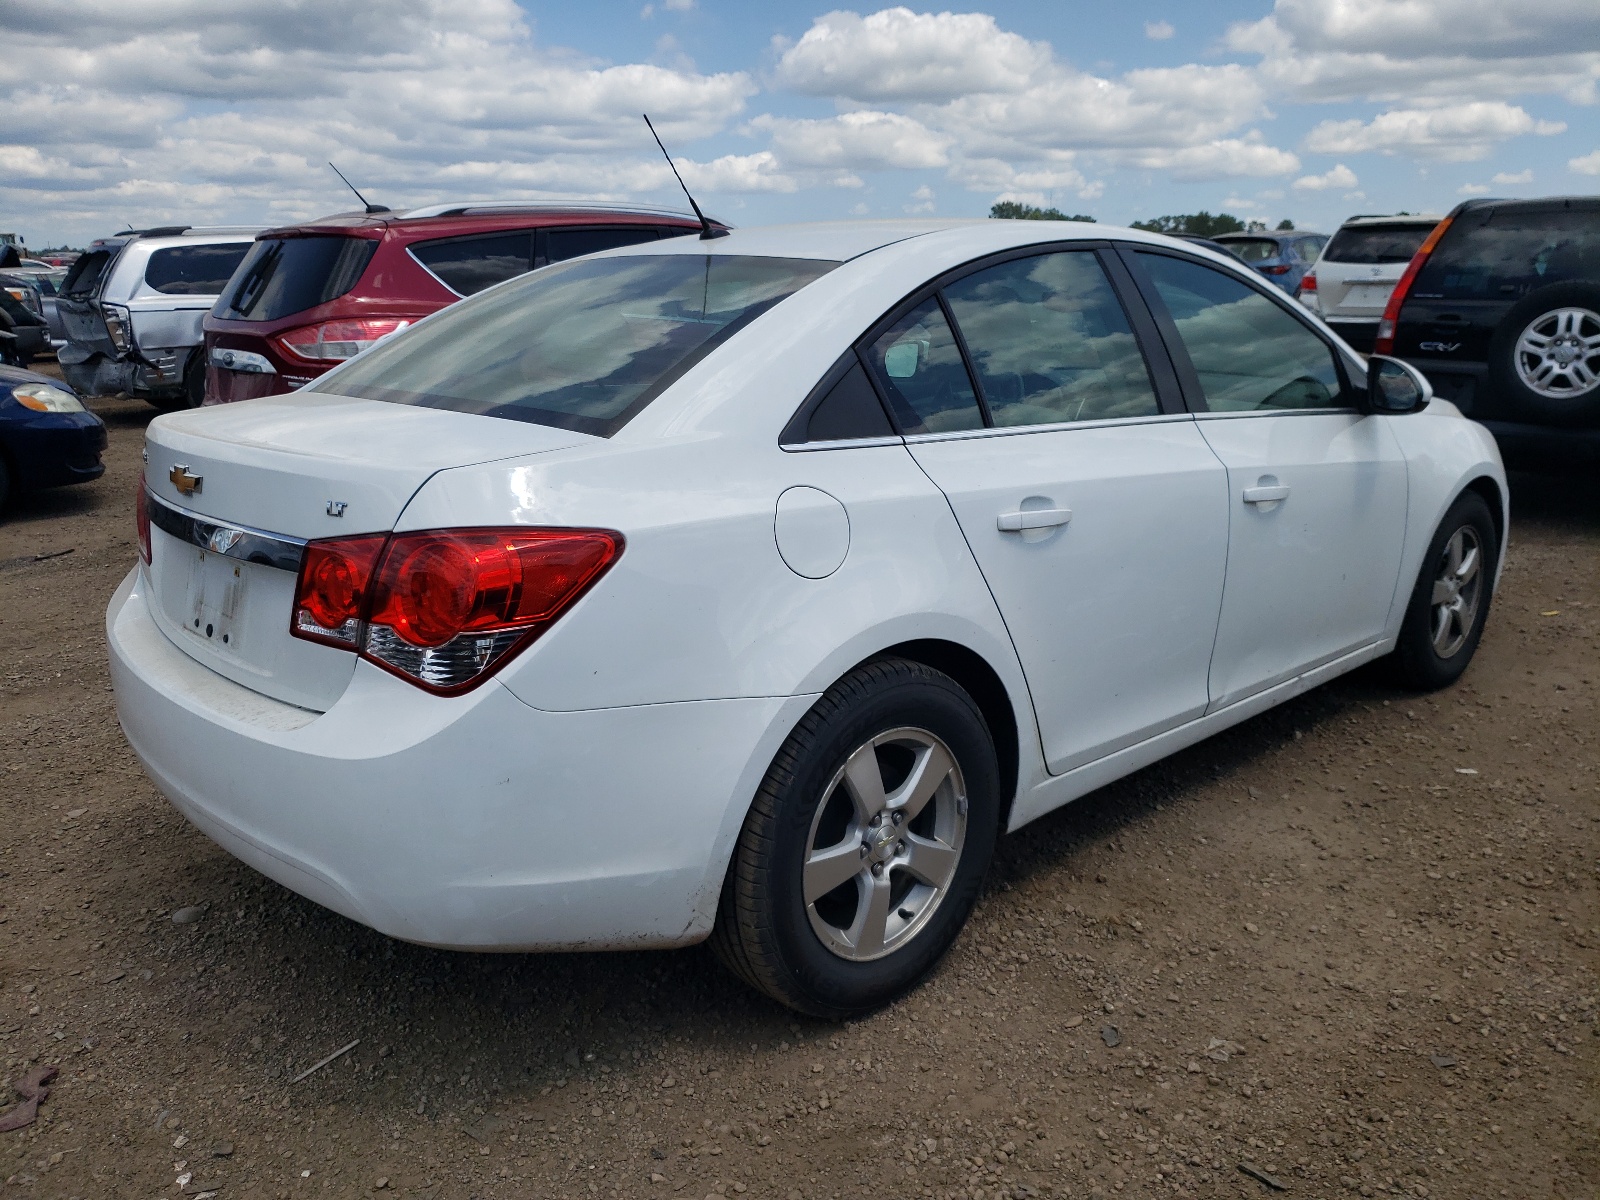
12,383,86,413
101,303,131,352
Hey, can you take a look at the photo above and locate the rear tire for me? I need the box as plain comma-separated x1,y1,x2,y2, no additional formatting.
711,658,1000,1017
1487,283,1600,426
1391,491,1497,690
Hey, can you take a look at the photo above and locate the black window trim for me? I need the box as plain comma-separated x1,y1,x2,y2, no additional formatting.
1116,242,1364,417
780,238,1186,447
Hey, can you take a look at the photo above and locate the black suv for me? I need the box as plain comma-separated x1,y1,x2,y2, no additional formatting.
1379,195,1599,464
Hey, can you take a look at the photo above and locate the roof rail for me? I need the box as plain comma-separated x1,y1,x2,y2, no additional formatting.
112,225,262,239
398,199,716,223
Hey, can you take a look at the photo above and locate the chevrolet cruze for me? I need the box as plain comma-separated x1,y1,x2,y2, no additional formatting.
108,219,1506,1016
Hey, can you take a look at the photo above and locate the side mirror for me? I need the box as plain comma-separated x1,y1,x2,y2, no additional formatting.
1365,354,1432,414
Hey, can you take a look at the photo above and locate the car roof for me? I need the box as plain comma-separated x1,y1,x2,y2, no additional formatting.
1214,230,1324,243
256,202,714,240
1455,194,1600,216
1338,214,1443,227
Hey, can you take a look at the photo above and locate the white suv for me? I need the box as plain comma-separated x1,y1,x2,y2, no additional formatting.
57,227,258,409
1297,215,1441,352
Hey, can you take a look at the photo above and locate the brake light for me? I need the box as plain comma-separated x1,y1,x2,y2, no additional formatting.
1374,215,1454,356
1298,272,1317,292
274,318,410,364
1262,264,1292,276
136,475,152,565
290,527,623,694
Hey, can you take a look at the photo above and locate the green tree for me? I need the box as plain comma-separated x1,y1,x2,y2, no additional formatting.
1129,211,1246,238
990,201,1096,222
1275,219,1295,230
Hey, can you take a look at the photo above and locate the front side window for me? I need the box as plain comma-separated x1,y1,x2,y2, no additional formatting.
942,251,1158,427
1136,252,1346,412
144,243,252,295
313,254,837,437
411,231,533,296
861,298,984,434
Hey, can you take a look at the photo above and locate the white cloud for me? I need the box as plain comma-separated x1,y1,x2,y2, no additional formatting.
1458,183,1491,194
1304,102,1566,162
904,184,936,213
1292,163,1358,191
1117,136,1301,181
772,8,1048,103
1490,169,1532,184
1144,20,1174,41
1568,150,1600,175
745,111,950,171
663,0,696,9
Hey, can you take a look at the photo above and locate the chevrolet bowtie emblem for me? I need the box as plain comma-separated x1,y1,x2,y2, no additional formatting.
169,465,203,496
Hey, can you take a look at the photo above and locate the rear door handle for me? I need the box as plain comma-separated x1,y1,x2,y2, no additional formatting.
997,507,1072,532
1242,485,1290,505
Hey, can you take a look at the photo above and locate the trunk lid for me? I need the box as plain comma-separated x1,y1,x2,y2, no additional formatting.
1319,262,1405,320
142,394,595,710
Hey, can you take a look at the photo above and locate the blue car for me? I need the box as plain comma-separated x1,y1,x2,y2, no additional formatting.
1213,231,1328,295
0,365,107,516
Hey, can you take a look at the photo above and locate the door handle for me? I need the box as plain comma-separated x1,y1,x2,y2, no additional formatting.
1242,485,1290,505
997,507,1072,532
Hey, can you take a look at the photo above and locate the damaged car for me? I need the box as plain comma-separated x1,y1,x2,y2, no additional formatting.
56,227,257,409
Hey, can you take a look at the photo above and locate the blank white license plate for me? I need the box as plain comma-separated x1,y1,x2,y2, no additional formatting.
181,546,248,650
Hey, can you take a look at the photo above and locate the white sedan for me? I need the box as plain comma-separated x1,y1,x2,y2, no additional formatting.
108,219,1505,1016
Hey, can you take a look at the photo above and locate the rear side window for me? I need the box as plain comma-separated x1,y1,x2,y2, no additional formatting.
411,231,533,296
144,243,252,295
545,226,660,264
942,251,1158,427
62,249,115,296
862,298,984,434
219,236,379,321
1412,208,1600,299
1136,252,1346,412
1323,224,1435,264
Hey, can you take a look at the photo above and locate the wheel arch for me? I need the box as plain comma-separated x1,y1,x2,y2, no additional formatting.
1462,474,1506,569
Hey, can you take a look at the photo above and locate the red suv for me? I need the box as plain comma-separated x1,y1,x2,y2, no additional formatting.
203,203,716,405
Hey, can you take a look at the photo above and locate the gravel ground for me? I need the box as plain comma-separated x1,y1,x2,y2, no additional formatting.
2,377,1596,1200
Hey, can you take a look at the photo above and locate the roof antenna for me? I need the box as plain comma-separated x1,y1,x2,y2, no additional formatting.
328,162,390,214
643,114,727,240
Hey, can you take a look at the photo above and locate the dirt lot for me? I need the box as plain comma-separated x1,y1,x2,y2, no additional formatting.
2,376,1596,1200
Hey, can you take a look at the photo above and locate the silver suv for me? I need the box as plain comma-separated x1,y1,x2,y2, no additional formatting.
1296,214,1442,352
57,227,258,409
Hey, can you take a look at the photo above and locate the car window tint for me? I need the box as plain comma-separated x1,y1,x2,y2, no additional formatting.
942,251,1158,427
221,236,379,321
144,244,252,295
804,359,894,441
1413,208,1600,299
1136,252,1346,412
1323,224,1435,264
545,226,661,264
411,231,534,296
862,298,984,434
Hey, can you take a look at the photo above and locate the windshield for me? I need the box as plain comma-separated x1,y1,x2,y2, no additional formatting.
218,235,379,321
1219,239,1281,263
312,254,838,437
1323,224,1435,264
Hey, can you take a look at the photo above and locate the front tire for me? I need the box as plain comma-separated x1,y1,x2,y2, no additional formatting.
1392,491,1497,690
711,658,1000,1017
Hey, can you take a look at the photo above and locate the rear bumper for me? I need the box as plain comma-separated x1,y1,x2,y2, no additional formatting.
106,567,808,951
61,347,187,400
1325,320,1377,353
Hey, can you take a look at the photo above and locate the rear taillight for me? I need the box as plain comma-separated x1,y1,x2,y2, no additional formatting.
1297,272,1317,293
291,527,623,694
274,318,410,364
1262,264,1292,275
136,475,152,564
1374,215,1454,356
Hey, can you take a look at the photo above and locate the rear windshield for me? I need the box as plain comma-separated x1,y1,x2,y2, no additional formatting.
1218,238,1280,263
144,243,252,295
218,235,379,321
1323,224,1436,264
312,254,837,437
62,248,116,296
1412,207,1600,300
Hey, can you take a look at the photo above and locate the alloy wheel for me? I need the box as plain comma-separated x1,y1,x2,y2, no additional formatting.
1514,307,1600,398
1430,525,1483,659
803,726,967,962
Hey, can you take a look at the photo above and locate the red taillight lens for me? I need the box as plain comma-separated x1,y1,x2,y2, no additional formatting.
1298,272,1317,293
289,527,623,694
136,474,152,565
274,318,410,364
1374,214,1454,356
1262,264,1292,276
292,535,387,648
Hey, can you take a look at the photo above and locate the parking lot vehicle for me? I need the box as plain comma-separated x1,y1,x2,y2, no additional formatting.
108,219,1506,1016
1297,215,1441,352
202,203,714,406
1214,229,1328,294
57,227,258,409
0,365,106,516
1377,195,1600,465
0,287,49,366
2,267,70,348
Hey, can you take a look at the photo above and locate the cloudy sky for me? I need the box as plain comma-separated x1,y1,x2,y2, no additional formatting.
2,0,1598,247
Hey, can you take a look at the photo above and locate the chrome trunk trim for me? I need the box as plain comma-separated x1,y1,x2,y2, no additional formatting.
145,490,306,573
